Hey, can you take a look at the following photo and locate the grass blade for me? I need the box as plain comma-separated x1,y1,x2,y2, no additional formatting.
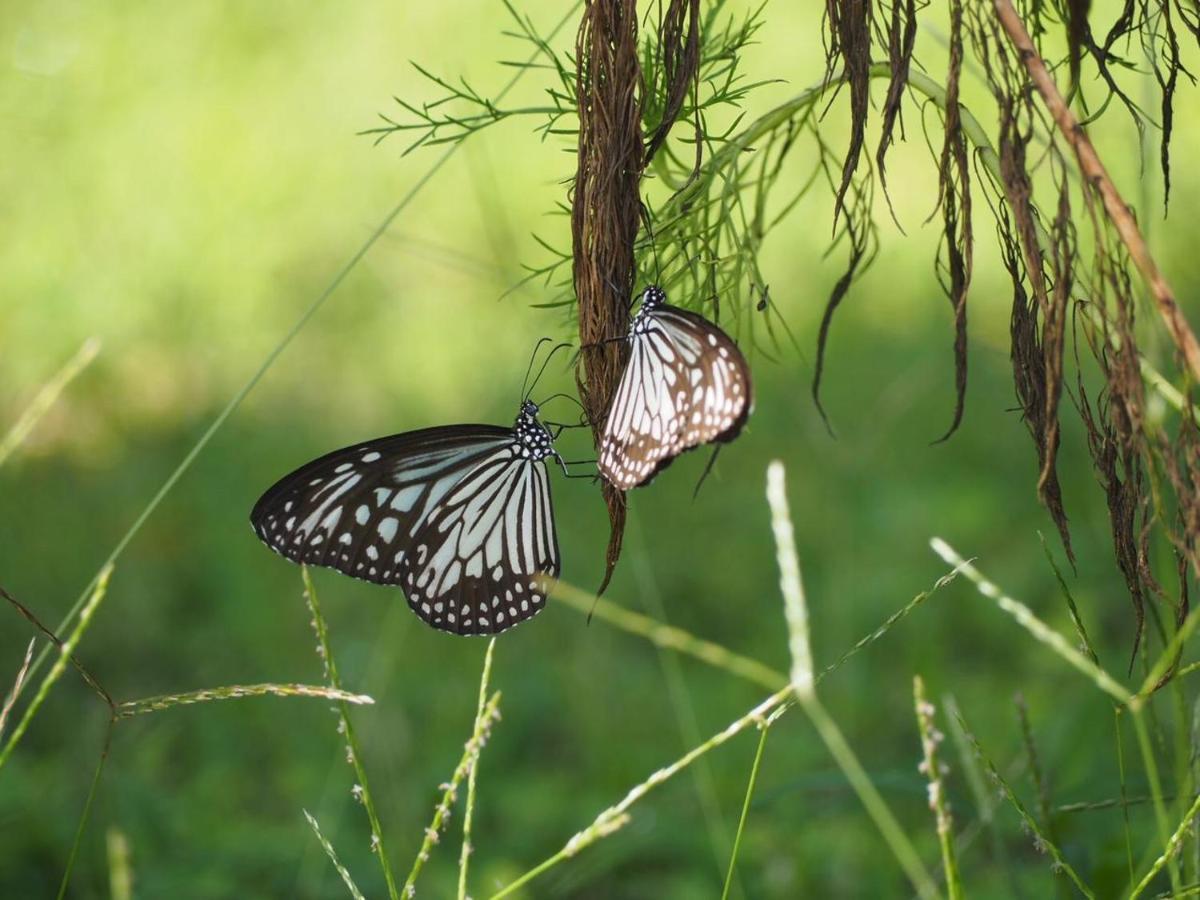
489,686,794,899
721,721,770,900
0,337,100,468
954,710,1096,898
0,564,113,771
116,683,373,718
765,461,812,696
304,809,367,900
403,691,502,895
0,639,36,742
457,638,497,900
303,569,399,900
915,677,962,899
551,580,786,691
769,462,938,900
929,539,1133,705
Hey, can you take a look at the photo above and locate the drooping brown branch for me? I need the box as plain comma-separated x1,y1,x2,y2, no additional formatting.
573,0,644,593
825,0,872,228
875,0,917,200
933,0,973,443
643,0,700,167
993,0,1200,385
972,3,1076,563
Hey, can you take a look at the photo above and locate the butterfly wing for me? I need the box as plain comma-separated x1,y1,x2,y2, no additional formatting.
400,452,559,635
599,304,752,490
251,425,513,585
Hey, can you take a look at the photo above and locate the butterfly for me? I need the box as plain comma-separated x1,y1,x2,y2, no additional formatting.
250,400,564,636
599,285,753,490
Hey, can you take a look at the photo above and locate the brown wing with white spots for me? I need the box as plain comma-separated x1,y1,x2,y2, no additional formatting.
251,426,513,585
399,450,559,635
598,304,752,490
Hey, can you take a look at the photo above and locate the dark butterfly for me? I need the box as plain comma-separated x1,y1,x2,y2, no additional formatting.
251,400,563,636
599,285,753,490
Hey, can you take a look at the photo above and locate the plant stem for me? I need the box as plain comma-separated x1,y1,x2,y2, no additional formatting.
721,723,769,900
915,677,963,899
458,638,497,900
0,565,112,770
0,337,100,468
488,686,794,900
303,570,400,900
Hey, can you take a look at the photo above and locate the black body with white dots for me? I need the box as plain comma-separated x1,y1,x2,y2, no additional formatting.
250,401,561,636
599,285,753,490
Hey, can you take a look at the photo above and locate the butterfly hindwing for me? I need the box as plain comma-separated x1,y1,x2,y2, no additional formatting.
400,448,559,635
600,299,752,490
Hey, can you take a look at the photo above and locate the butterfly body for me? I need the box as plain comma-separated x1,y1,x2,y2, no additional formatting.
251,401,560,636
599,286,753,490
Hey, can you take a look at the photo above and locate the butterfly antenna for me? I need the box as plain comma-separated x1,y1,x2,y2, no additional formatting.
538,391,588,415
525,341,574,403
520,337,554,405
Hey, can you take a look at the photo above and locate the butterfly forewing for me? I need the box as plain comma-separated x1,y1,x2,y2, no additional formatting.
251,425,512,584
401,449,559,635
599,301,752,490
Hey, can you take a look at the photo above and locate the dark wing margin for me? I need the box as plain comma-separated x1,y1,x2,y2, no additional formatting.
250,425,512,585
599,305,752,490
400,454,560,635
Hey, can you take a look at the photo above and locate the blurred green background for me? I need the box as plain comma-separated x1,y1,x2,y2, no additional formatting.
3,2,1199,897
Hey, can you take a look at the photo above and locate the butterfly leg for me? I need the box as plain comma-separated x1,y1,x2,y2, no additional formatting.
552,452,597,479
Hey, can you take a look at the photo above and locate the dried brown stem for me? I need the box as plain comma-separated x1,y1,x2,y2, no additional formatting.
572,0,644,592
992,0,1200,385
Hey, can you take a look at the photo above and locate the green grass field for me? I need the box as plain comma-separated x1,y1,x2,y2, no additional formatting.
3,2,1200,897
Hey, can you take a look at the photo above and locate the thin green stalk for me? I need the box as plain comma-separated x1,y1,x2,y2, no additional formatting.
115,683,373,717
768,462,937,899
1014,694,1058,845
764,462,812,696
488,686,794,900
404,692,502,895
627,513,740,896
24,0,583,694
552,580,787,691
815,568,963,685
0,337,100,468
1038,532,1099,664
929,539,1134,705
955,711,1096,898
721,723,769,900
0,564,112,771
0,638,35,741
458,638,497,900
915,678,962,900
1138,603,1200,697
804,694,940,900
1130,711,1184,897
943,694,1014,887
304,810,367,900
56,719,114,900
303,569,399,900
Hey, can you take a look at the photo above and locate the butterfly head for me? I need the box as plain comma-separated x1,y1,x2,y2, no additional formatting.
640,285,667,311
630,285,667,335
514,400,554,460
